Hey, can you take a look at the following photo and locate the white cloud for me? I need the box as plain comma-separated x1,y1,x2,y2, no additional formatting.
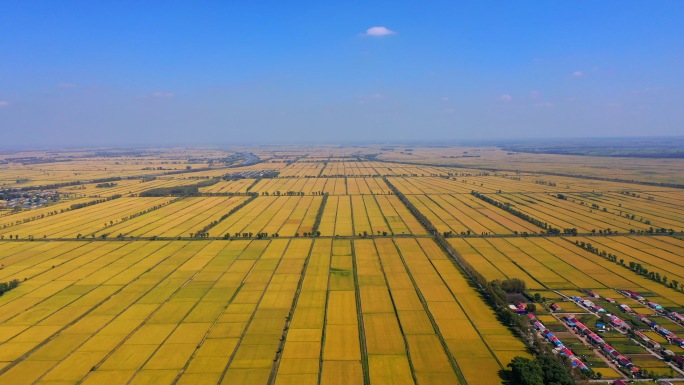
498,94,512,102
58,83,77,89
137,91,175,99
572,71,584,78
358,92,385,104
363,26,396,37
0,101,8,108
631,87,664,95
151,91,174,98
363,92,384,99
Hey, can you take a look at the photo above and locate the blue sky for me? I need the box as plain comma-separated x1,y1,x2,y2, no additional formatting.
1,1,683,146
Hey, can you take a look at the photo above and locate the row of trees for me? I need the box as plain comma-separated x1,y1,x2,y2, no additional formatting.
0,279,20,296
575,240,683,292
3,176,122,193
192,195,258,238
471,191,562,235
139,178,219,197
261,191,308,196
70,194,122,210
507,356,575,385
95,182,117,188
385,178,583,383
310,194,328,237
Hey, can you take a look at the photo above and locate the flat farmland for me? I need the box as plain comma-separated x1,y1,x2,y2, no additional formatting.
0,197,175,238
57,178,201,198
250,178,329,195
274,238,526,385
318,195,424,237
199,179,257,194
378,146,684,185
449,236,684,306
0,237,525,385
94,197,249,238
490,192,684,233
408,194,539,235
1,198,93,228
3,146,684,384
210,196,322,237
0,239,307,384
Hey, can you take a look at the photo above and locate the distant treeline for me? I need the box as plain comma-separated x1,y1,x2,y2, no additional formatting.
369,156,684,190
95,182,117,188
70,194,122,210
192,194,258,238
0,279,20,296
385,177,581,382
159,167,213,176
2,177,122,193
139,179,220,197
501,145,684,159
471,191,562,235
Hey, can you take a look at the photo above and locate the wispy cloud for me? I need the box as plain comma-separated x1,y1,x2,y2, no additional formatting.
0,101,9,108
363,92,384,99
151,91,174,98
631,87,664,95
139,91,175,99
362,26,396,37
58,82,77,89
498,94,512,102
572,71,584,78
359,92,385,104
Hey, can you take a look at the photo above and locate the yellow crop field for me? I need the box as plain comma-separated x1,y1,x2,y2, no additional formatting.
3,146,683,384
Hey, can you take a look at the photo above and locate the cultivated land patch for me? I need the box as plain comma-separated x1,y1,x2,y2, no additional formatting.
1,146,684,384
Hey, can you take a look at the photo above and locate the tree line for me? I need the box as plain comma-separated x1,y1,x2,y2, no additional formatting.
385,178,582,383
472,191,563,235
70,194,122,210
0,279,20,296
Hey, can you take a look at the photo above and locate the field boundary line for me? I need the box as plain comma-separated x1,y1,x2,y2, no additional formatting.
317,238,334,385
350,240,371,385
267,239,316,385
216,239,289,384
77,242,213,383
367,239,419,385
1,241,179,378
390,239,468,385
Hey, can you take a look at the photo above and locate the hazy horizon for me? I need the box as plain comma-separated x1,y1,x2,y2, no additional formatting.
2,2,683,146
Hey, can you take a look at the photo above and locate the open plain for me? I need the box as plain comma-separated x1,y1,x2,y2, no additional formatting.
1,145,684,384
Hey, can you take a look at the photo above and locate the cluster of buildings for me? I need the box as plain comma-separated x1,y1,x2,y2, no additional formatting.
527,314,589,371
0,190,61,211
567,288,684,375
632,310,684,351
562,314,639,374
618,289,684,349
569,295,608,314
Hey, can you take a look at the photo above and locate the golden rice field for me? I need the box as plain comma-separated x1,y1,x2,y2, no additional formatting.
0,238,522,385
2,145,684,384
